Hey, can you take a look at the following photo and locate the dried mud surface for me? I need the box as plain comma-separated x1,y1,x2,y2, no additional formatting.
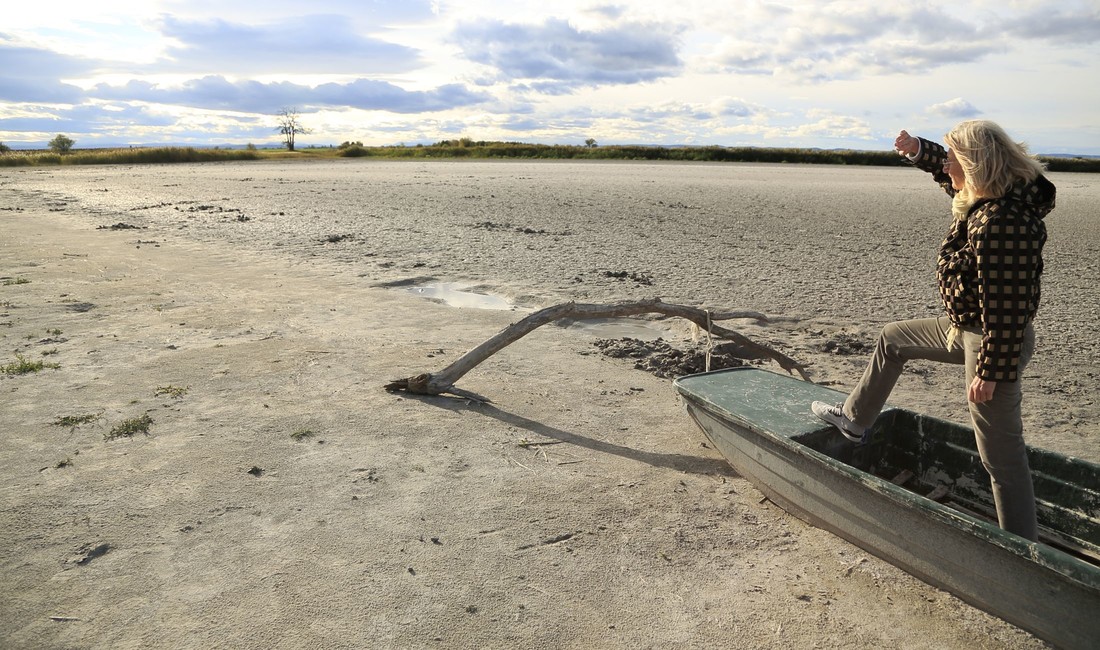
2,160,1096,649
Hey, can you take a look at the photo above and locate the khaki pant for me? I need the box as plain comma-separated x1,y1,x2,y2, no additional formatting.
843,316,1038,541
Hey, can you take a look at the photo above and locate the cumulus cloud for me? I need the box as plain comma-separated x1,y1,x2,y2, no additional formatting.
155,14,424,75
451,17,683,90
88,76,487,114
926,98,982,118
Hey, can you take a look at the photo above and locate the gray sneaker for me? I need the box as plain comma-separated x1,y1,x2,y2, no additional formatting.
811,401,867,443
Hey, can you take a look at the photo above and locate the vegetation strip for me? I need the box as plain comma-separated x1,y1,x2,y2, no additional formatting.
3,142,1095,172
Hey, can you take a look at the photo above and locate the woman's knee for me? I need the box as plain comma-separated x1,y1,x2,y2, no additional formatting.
878,321,911,361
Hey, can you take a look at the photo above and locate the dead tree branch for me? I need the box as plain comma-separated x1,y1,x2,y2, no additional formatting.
384,298,807,398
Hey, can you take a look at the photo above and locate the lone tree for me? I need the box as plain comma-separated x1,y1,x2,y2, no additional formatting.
48,134,75,154
584,138,598,148
275,108,311,151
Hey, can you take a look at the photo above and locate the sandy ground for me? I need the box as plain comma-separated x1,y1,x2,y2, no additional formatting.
2,159,1097,649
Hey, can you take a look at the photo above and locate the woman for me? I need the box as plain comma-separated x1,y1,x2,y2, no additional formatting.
811,120,1056,541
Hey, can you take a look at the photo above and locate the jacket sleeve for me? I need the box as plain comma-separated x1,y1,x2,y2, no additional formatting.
969,205,1040,382
908,138,956,198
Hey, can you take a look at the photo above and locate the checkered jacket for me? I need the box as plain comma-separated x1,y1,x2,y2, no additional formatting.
910,138,1055,382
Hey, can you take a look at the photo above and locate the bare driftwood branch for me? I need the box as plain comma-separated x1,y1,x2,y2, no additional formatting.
384,298,808,397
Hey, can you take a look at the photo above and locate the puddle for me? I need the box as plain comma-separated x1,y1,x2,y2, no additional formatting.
556,317,668,341
401,282,668,340
403,282,518,311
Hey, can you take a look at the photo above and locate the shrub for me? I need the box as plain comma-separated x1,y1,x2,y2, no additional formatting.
48,134,75,154
338,144,369,157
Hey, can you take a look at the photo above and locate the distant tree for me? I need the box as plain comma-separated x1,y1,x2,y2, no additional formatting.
585,138,598,148
0,141,10,153
48,134,75,154
275,108,311,151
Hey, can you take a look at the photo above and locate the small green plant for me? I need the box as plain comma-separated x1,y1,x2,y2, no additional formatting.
52,413,102,428
104,414,153,441
3,277,30,286
1,354,60,375
41,348,59,356
154,384,190,398
46,328,62,336
290,428,315,442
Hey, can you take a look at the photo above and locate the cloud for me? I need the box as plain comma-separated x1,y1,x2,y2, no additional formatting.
1000,7,1100,44
926,98,982,119
0,103,177,135
711,5,993,82
789,112,874,142
314,79,488,113
155,14,424,75
451,17,683,91
0,39,98,103
88,76,488,114
161,0,438,25
707,2,1100,84
0,78,87,104
623,97,762,124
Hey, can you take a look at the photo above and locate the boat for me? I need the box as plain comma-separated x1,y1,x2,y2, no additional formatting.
673,367,1100,650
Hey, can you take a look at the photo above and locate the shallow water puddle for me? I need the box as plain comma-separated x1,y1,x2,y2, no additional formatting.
403,282,517,310
402,282,668,340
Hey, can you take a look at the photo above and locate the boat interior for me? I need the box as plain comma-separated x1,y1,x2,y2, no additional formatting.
793,408,1100,566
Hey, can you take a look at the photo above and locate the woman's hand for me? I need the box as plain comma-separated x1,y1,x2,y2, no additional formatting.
894,130,919,156
968,376,997,404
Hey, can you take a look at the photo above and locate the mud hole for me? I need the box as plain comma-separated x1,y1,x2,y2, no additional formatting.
594,337,749,379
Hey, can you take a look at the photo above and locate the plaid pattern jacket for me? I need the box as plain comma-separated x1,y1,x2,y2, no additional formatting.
910,138,1056,382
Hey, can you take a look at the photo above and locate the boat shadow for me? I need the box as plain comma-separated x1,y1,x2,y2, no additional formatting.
419,395,738,478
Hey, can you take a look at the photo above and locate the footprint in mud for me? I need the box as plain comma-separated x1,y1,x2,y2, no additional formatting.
67,542,111,567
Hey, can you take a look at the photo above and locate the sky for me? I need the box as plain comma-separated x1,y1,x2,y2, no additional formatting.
2,0,1099,153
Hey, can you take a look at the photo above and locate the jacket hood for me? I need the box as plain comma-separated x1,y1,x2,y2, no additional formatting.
1008,174,1056,219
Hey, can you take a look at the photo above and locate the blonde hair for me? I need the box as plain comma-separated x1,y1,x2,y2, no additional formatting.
944,120,1046,201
